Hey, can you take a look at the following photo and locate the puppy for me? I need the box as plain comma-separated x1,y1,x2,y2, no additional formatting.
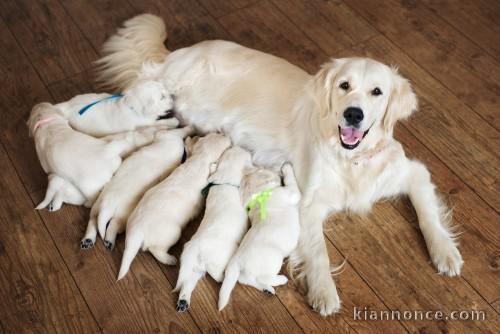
117,133,231,280
174,146,252,312
81,126,194,250
218,163,301,310
55,80,178,137
28,103,131,209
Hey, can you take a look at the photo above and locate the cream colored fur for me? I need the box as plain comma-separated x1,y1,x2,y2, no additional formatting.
97,14,463,316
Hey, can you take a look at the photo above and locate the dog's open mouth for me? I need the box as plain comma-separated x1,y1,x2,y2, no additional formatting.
338,126,370,150
157,109,175,120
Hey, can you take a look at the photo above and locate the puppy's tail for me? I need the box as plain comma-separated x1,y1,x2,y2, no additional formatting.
94,14,169,90
218,260,239,311
117,228,143,280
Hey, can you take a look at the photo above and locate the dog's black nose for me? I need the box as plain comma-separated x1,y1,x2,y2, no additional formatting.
343,107,364,126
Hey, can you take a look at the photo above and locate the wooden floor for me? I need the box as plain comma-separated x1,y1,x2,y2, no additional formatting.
0,0,498,333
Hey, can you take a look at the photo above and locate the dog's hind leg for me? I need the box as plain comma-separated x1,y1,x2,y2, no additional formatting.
103,218,125,251
36,174,59,211
81,216,98,249
176,270,204,312
149,247,177,265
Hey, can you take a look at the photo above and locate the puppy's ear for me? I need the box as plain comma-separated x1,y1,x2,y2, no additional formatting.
312,59,345,119
383,68,418,135
121,91,143,114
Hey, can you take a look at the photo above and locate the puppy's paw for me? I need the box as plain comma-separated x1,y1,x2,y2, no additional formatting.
104,240,114,251
164,254,177,266
281,162,293,174
176,299,189,312
263,287,275,295
80,238,94,250
48,202,54,212
307,280,341,317
430,240,463,276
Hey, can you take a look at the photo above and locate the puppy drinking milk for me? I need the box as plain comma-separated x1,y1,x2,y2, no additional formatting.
55,80,178,137
28,103,132,209
81,126,194,250
117,133,231,280
218,163,301,310
174,146,252,312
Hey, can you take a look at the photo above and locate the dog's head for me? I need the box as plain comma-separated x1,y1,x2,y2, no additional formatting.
312,58,417,151
241,167,281,204
192,133,232,160
121,80,174,121
27,103,65,136
209,146,253,183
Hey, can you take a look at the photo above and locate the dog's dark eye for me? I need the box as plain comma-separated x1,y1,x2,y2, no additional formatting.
371,87,382,96
339,82,350,90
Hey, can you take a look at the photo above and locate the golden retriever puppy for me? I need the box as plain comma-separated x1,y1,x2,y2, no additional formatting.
55,80,178,137
28,103,131,209
218,163,300,310
174,146,252,312
81,126,194,250
117,133,231,280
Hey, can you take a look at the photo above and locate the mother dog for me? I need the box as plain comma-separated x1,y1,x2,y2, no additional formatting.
96,14,463,316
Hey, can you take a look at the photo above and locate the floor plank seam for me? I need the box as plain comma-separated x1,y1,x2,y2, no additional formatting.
0,140,103,333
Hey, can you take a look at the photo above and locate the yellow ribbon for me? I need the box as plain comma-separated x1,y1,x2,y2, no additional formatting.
247,189,273,221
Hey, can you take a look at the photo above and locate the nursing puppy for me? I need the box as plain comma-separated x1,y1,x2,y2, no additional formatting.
117,133,231,280
28,103,131,209
55,80,178,137
174,146,252,312
81,126,194,250
218,163,301,310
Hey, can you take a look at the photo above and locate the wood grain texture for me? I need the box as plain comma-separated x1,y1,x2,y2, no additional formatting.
345,0,500,130
0,145,99,333
200,0,258,18
0,0,97,84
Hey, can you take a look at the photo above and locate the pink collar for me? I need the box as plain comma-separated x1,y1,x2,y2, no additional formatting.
353,145,387,166
33,117,57,133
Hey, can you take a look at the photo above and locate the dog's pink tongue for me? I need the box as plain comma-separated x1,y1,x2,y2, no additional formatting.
340,127,363,145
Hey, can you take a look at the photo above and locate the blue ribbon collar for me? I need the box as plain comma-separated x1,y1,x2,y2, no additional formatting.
78,93,124,115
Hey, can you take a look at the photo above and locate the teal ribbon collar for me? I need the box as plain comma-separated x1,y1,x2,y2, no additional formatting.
78,93,124,115
201,182,239,197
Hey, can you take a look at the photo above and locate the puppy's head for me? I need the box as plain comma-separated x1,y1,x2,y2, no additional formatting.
209,146,253,183
241,167,281,204
192,133,232,160
121,80,174,121
27,103,64,136
313,58,417,151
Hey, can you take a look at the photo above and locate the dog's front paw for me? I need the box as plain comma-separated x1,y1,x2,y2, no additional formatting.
430,240,463,276
307,279,341,316
176,299,189,312
80,238,94,250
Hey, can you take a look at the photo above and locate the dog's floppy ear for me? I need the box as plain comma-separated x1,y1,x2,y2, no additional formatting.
312,59,345,119
383,67,418,134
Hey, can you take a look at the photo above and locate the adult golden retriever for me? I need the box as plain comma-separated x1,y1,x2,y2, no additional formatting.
96,14,463,316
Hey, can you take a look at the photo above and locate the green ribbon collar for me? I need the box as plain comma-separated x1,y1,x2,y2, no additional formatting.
246,188,273,221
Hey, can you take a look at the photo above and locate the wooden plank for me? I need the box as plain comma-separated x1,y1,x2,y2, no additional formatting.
156,217,304,333
0,0,97,85
127,0,230,51
325,204,499,333
492,299,500,314
421,0,500,60
59,0,139,52
199,0,258,18
334,35,500,212
217,0,329,74
0,144,99,333
277,241,408,333
344,0,500,130
0,17,57,195
392,126,500,304
271,0,377,55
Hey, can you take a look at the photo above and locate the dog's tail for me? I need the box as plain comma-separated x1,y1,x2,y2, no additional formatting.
218,259,240,311
117,228,143,280
95,14,169,90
